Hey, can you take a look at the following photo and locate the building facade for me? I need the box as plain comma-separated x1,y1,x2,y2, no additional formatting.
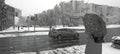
72,0,120,24
0,0,5,30
4,5,15,29
14,8,22,26
0,0,22,30
0,0,16,30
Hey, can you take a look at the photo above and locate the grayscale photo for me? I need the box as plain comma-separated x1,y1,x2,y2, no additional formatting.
0,0,120,54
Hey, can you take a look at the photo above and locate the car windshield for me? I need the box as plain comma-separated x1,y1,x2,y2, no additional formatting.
57,28,67,31
67,29,74,32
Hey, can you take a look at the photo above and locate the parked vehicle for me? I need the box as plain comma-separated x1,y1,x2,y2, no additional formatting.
111,36,120,49
49,28,80,39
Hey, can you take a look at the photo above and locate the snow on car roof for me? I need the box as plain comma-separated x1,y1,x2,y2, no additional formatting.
53,24,120,30
53,26,85,30
107,24,120,28
112,36,120,40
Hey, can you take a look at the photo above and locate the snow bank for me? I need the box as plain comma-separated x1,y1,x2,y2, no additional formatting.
20,32,48,36
54,24,120,29
0,32,48,38
1,27,49,32
54,26,85,29
102,43,120,54
107,24,120,28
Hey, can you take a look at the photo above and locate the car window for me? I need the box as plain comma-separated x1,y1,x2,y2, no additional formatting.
57,29,67,31
52,29,56,31
67,29,74,32
80,29,85,31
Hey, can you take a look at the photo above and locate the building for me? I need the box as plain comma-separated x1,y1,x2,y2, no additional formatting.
1,4,15,30
15,8,22,17
14,8,23,26
34,0,120,26
106,15,120,24
63,0,120,25
5,4,15,27
0,0,5,30
0,0,22,30
72,0,120,24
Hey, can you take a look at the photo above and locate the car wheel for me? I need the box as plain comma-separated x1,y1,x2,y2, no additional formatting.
74,34,79,39
57,35,62,39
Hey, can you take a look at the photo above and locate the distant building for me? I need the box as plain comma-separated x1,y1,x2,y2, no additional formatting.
16,16,28,26
15,8,22,17
72,0,120,24
0,0,23,30
6,4,15,25
26,15,36,26
34,0,120,26
106,15,120,24
14,8,22,26
1,4,15,30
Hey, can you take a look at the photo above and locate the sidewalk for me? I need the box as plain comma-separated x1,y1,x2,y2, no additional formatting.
0,27,49,38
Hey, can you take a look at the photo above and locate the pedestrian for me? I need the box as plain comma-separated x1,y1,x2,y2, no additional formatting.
18,26,20,30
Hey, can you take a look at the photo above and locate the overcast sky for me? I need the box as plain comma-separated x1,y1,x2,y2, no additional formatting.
5,0,120,16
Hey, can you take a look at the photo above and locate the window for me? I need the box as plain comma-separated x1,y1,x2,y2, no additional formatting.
57,28,67,31
67,29,74,32
16,12,18,16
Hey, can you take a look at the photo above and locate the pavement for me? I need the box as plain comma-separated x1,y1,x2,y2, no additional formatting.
17,42,120,54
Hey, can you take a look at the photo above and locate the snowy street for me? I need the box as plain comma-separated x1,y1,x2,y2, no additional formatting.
0,25,120,54
17,43,120,54
1,24,120,32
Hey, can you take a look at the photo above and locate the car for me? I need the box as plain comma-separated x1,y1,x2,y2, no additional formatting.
111,36,120,49
49,28,79,39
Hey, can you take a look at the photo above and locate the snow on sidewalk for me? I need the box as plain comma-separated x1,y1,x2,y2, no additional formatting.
1,27,50,32
102,43,120,54
0,32,49,38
